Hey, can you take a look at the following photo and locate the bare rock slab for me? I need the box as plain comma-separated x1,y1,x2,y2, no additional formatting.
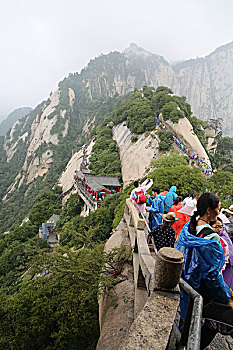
119,290,180,350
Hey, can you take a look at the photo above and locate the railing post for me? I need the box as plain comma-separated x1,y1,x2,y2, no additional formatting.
154,247,184,290
129,209,134,227
124,201,129,216
178,278,203,350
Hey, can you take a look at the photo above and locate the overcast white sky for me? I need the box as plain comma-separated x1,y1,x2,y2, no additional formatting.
1,0,233,118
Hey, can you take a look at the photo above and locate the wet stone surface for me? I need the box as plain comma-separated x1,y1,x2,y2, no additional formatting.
119,290,180,350
206,333,233,350
167,328,233,350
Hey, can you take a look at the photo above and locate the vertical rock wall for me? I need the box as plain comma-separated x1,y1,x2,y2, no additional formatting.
113,123,160,188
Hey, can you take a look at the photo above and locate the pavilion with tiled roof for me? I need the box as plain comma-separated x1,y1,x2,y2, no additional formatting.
74,170,121,202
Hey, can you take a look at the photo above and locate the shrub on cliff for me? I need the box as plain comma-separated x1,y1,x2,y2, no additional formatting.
113,86,192,135
113,89,155,134
208,170,233,198
0,247,105,350
149,152,206,197
28,187,62,228
59,193,122,248
161,102,185,123
55,193,83,231
157,130,174,151
209,134,233,170
151,91,172,116
89,124,122,180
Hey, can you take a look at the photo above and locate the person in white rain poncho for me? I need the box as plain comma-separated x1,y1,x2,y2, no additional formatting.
130,179,153,215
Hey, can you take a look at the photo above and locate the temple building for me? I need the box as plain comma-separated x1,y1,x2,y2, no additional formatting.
74,170,121,204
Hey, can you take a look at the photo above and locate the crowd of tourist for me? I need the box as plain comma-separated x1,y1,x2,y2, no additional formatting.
173,135,211,174
130,180,233,348
177,195,233,348
155,114,212,174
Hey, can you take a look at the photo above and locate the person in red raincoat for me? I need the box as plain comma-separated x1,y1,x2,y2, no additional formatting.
169,196,189,240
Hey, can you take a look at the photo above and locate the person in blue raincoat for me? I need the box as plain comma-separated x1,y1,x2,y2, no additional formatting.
164,186,178,213
176,193,233,349
146,187,165,231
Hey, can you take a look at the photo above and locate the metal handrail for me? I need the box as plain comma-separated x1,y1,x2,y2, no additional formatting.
176,278,203,350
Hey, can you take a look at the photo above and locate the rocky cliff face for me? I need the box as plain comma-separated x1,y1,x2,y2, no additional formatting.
81,42,233,136
123,42,233,137
162,117,211,167
2,89,63,200
81,44,174,103
113,123,160,187
58,122,160,196
172,42,233,136
58,138,95,202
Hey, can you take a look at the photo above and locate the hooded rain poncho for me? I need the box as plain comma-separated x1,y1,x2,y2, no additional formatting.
176,222,232,320
164,186,178,212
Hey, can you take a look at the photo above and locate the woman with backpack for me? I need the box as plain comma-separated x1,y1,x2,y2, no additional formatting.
130,178,153,215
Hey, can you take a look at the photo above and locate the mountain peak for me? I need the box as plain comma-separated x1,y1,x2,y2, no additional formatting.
124,42,141,52
123,43,154,58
